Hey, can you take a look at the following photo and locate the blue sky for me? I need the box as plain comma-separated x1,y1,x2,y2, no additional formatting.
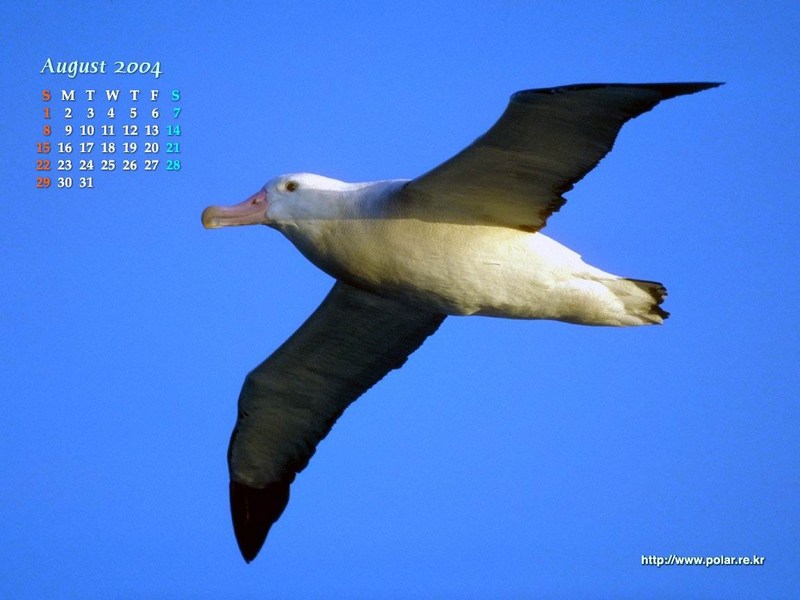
3,1,799,597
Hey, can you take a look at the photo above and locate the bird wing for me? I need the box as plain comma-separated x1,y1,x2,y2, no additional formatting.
227,281,445,562
400,82,721,232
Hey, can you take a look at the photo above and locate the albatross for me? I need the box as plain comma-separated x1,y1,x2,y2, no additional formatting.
202,82,720,562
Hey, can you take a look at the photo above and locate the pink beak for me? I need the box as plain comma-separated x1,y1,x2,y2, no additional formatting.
202,190,269,229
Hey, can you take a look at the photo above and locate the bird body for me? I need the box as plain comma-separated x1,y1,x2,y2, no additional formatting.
257,174,664,325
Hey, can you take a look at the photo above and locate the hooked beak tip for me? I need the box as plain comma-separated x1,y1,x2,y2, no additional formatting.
201,207,221,229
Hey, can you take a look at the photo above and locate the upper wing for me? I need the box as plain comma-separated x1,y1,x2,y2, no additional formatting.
400,82,722,232
227,281,445,562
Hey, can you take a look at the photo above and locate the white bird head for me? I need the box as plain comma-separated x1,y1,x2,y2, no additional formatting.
201,172,359,230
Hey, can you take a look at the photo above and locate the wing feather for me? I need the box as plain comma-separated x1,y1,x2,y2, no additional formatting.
401,82,722,231
227,281,445,561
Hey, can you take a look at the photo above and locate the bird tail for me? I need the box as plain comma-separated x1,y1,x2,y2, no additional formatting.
606,277,669,325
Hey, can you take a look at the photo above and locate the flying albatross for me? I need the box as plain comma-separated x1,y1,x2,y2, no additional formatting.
202,82,720,562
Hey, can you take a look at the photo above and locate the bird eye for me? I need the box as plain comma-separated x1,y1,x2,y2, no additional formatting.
286,181,298,192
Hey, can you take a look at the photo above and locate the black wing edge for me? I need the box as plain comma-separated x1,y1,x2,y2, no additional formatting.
511,81,725,103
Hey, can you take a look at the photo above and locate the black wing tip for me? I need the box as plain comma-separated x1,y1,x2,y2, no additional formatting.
512,81,724,102
630,81,724,100
230,479,291,563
